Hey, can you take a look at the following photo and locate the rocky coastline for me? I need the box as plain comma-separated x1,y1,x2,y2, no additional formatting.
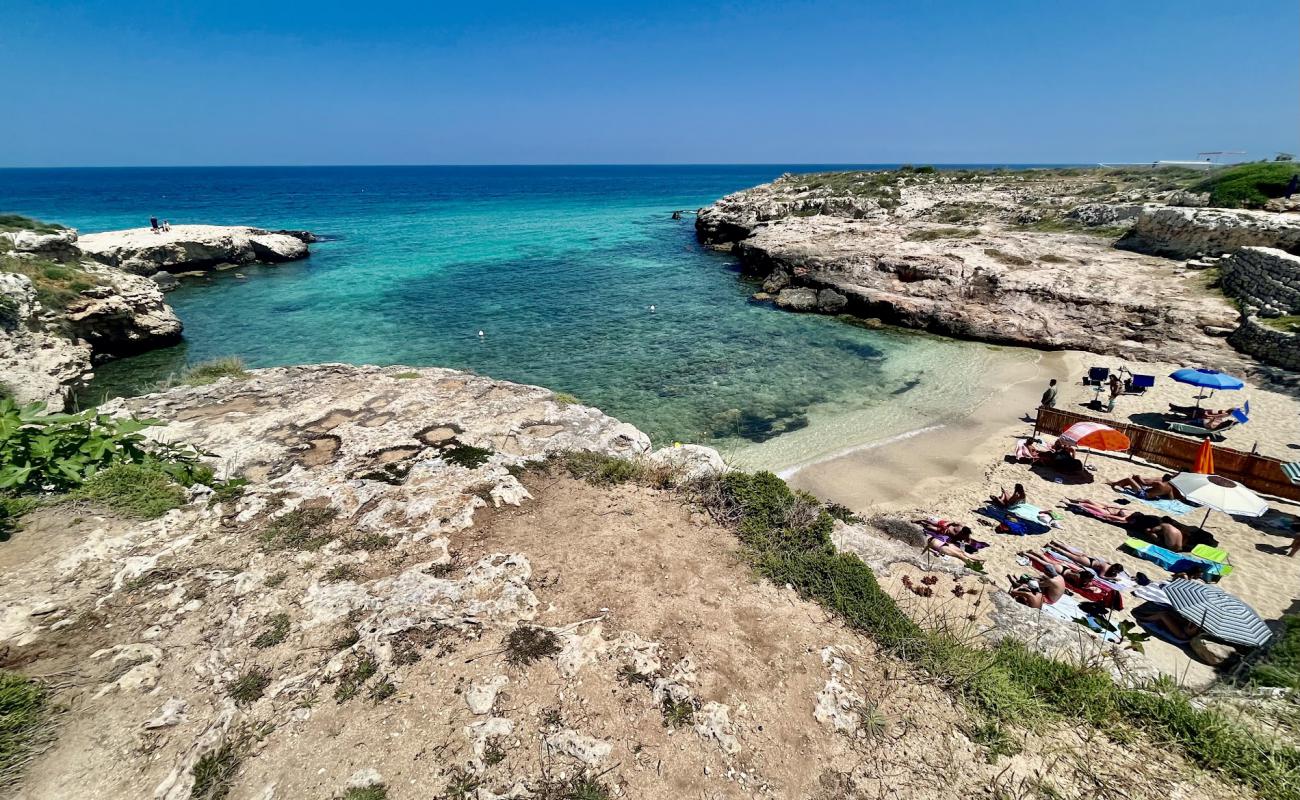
696,167,1300,377
1,221,314,409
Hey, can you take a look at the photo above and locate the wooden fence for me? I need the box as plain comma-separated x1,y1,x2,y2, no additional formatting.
1033,406,1300,502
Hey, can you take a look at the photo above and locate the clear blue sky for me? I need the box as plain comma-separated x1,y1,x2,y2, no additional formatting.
3,1,1296,166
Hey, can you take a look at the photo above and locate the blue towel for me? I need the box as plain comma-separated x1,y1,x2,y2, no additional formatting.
978,505,1051,535
1126,493,1195,515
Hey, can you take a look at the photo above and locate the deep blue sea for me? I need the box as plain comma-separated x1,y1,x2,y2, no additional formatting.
0,165,1035,467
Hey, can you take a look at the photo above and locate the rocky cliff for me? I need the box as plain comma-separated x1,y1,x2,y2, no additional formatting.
697,168,1255,370
1117,206,1300,259
0,365,1236,800
2,221,314,409
78,225,310,276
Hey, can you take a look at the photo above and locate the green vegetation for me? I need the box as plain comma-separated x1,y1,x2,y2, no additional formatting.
259,507,339,551
391,371,420,380
1193,162,1300,209
0,214,66,234
683,469,1300,798
503,624,562,666
0,254,103,313
333,653,380,702
0,670,48,780
1243,615,1300,690
1260,315,1300,333
983,248,1033,267
904,227,979,242
554,450,679,489
440,443,494,469
345,532,393,551
251,613,291,649
338,787,388,800
552,392,580,406
190,739,242,800
227,669,271,706
368,680,397,703
0,398,162,493
174,357,249,387
660,697,697,728
324,563,361,582
73,463,187,518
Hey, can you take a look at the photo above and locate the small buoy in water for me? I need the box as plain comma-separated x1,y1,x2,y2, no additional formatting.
649,305,656,313
478,330,485,337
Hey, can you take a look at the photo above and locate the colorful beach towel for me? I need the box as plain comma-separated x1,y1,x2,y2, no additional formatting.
1035,550,1123,609
978,504,1052,535
1122,492,1195,516
1122,538,1225,579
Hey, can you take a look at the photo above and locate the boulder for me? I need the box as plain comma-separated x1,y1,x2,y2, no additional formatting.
1,228,80,260
762,270,791,293
775,287,819,312
816,288,848,313
150,271,180,291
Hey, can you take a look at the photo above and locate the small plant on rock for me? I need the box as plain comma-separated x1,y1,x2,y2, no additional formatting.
503,625,562,666
251,613,290,649
227,668,271,707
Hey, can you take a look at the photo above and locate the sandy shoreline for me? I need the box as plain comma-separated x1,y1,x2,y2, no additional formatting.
784,346,1300,682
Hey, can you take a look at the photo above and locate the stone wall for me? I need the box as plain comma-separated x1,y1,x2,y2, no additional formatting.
1229,317,1300,371
1221,246,1300,317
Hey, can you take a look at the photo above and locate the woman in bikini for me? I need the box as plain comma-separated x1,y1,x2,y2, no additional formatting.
990,483,1026,509
1008,566,1066,609
1047,540,1128,580
913,517,984,569
1110,474,1181,501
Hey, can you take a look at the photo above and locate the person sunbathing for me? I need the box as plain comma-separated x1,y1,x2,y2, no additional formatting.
1047,540,1129,580
1133,602,1202,641
1063,498,1139,524
913,517,984,569
990,483,1026,509
1020,550,1096,591
1129,516,1186,551
1168,404,1231,420
1008,569,1065,609
1110,473,1181,501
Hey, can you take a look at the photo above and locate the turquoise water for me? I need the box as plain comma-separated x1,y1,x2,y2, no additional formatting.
0,166,1029,467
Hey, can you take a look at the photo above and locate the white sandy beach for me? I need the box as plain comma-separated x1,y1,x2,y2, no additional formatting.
784,349,1300,682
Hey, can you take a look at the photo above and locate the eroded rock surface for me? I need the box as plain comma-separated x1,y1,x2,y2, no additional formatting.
78,225,310,275
696,169,1271,371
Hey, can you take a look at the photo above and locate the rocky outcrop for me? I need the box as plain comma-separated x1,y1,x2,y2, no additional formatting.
64,270,182,358
697,177,1251,370
78,225,311,275
0,272,93,405
1221,247,1300,319
0,227,81,260
1117,206,1300,259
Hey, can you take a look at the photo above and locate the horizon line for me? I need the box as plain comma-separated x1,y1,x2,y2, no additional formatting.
0,160,1124,171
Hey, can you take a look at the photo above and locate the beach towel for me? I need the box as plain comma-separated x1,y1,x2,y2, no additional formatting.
978,504,1051,535
1133,583,1171,606
1122,538,1224,579
1190,544,1233,578
1041,595,1121,643
1121,492,1195,516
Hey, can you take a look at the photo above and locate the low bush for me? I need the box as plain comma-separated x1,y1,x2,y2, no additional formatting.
73,462,187,518
1242,614,1300,690
0,215,65,234
1193,162,1300,209
0,670,48,780
0,254,103,312
175,357,248,387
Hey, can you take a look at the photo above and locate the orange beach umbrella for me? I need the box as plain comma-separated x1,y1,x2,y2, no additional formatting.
1058,421,1130,452
1193,437,1215,474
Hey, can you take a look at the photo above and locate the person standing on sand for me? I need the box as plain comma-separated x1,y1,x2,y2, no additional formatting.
1107,375,1122,412
1040,379,1058,408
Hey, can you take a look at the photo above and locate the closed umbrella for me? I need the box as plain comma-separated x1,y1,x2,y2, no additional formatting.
1193,438,1214,475
1170,368,1245,407
1168,472,1268,530
1164,580,1272,648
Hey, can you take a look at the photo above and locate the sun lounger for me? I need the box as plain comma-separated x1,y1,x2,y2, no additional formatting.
1283,462,1300,485
1085,367,1109,386
1124,374,1155,394
1121,538,1225,579
1167,419,1239,441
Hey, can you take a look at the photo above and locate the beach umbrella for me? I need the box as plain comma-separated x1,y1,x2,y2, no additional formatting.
1164,580,1272,648
1169,472,1268,529
1058,421,1130,451
1193,438,1215,475
1169,368,1245,407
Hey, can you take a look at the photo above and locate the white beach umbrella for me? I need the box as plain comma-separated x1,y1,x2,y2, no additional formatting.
1168,472,1269,529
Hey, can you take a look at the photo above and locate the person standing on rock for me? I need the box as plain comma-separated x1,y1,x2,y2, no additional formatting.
1040,379,1058,408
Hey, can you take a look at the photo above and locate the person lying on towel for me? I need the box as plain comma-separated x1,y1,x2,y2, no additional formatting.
1110,473,1182,501
913,517,986,570
1008,569,1065,609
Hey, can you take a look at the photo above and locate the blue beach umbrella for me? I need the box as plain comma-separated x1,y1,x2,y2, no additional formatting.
1169,368,1245,406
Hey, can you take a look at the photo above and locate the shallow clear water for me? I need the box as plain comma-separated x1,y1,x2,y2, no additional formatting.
0,165,1032,467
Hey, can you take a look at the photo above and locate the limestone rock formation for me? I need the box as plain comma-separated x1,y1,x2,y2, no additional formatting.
0,272,93,405
695,169,1299,372
78,225,311,275
1118,206,1300,259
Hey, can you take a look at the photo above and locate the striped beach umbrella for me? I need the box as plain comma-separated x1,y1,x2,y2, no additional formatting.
1165,580,1272,648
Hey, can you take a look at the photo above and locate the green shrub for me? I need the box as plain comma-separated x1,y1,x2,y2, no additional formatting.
177,358,248,387
0,670,48,780
0,215,65,234
190,739,242,800
440,443,494,469
1193,162,1300,209
0,254,103,312
1243,615,1300,690
73,462,187,518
